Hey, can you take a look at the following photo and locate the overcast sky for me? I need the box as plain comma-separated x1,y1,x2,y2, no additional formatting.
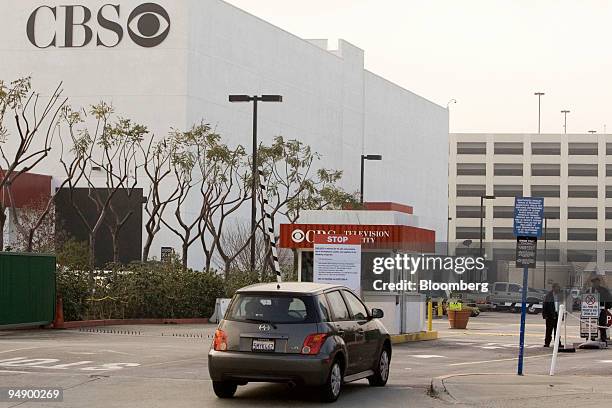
226,0,612,134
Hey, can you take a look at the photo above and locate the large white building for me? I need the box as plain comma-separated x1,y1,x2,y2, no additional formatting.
0,0,449,268
449,133,612,286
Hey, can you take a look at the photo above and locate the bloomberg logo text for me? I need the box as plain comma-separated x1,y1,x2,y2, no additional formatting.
27,3,171,48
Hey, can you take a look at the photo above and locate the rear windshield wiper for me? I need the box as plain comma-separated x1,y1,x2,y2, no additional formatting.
242,318,278,329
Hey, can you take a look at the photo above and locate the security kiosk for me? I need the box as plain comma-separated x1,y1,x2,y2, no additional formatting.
279,202,436,335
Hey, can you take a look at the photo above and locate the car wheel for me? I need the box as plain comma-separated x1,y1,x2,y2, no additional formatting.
320,360,343,402
212,381,237,399
368,347,390,387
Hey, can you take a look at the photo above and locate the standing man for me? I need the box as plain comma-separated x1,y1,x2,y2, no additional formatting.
542,283,562,347
587,276,612,343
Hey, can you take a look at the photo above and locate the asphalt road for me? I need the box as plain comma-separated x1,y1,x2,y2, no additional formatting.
0,312,610,407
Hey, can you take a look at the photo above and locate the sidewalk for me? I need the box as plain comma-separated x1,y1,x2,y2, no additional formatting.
431,373,612,407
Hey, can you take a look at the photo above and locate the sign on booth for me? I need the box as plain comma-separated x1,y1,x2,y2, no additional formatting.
313,234,362,294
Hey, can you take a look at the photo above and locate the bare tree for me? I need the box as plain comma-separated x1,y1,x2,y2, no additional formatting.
60,103,147,267
11,196,55,253
201,138,251,275
257,136,358,276
161,123,213,269
0,77,66,249
140,135,180,261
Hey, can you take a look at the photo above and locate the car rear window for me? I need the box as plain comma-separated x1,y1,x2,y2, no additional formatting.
226,293,318,324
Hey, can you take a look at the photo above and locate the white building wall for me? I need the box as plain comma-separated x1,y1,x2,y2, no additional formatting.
0,0,448,268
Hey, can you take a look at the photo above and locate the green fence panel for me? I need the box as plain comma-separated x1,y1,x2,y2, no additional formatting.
0,252,56,328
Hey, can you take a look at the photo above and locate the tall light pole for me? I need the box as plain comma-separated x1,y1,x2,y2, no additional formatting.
561,110,570,134
229,94,283,273
479,195,496,256
447,217,452,255
360,154,383,204
534,92,545,133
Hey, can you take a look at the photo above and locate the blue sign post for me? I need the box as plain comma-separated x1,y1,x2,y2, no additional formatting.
513,197,544,376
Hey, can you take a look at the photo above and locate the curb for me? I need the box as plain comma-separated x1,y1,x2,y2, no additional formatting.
58,318,211,329
391,330,438,344
429,372,515,403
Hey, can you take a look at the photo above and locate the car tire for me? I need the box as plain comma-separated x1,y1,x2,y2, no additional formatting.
368,347,390,387
320,360,343,403
212,381,237,398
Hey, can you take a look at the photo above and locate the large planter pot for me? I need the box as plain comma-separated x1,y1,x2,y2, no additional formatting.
448,310,471,329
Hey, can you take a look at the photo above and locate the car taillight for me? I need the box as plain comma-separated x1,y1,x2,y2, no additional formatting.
301,333,328,355
213,329,228,351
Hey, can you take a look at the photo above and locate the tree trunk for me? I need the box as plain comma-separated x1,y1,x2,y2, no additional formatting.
89,233,96,294
142,232,153,261
111,229,120,263
26,229,35,252
0,210,6,250
224,260,231,281
182,243,188,270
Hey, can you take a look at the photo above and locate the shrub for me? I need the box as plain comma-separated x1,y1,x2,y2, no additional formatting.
57,257,225,321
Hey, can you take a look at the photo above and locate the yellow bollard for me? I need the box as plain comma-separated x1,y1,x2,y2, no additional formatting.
437,297,443,317
427,300,433,332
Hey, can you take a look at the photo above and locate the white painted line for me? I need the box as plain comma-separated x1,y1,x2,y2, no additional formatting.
0,348,39,355
0,370,29,374
480,346,504,349
599,360,612,363
449,354,549,366
412,355,446,359
46,361,94,369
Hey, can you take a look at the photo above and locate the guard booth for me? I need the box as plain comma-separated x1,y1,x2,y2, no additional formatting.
280,202,436,335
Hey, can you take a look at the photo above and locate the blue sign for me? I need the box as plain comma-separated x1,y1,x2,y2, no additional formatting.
513,197,544,238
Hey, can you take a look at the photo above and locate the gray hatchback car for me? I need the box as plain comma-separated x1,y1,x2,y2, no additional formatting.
208,282,392,402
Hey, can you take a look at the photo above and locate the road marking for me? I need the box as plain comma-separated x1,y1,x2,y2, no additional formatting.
599,360,612,363
0,348,39,354
449,354,549,366
0,369,29,374
0,357,140,371
412,355,446,359
47,361,94,369
480,346,504,349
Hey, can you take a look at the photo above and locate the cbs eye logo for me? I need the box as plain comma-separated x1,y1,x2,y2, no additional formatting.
128,3,171,47
291,229,306,243
27,3,171,48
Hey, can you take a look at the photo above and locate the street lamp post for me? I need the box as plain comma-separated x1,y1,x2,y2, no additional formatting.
479,195,496,256
360,154,383,204
229,94,283,273
447,217,452,255
534,92,545,134
561,110,570,134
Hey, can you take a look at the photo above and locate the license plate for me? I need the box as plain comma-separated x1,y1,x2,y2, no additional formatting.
252,339,275,352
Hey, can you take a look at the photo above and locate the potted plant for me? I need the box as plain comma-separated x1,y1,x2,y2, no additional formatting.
446,298,474,329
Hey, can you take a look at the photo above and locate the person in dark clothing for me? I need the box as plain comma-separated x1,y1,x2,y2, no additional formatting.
587,276,612,343
542,283,562,347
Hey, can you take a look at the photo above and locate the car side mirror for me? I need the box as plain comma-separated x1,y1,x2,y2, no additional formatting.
371,308,384,319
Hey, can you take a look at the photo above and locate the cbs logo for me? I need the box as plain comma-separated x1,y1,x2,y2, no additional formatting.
27,3,171,48
291,229,306,243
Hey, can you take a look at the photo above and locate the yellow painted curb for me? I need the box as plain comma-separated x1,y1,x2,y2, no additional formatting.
391,331,438,344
